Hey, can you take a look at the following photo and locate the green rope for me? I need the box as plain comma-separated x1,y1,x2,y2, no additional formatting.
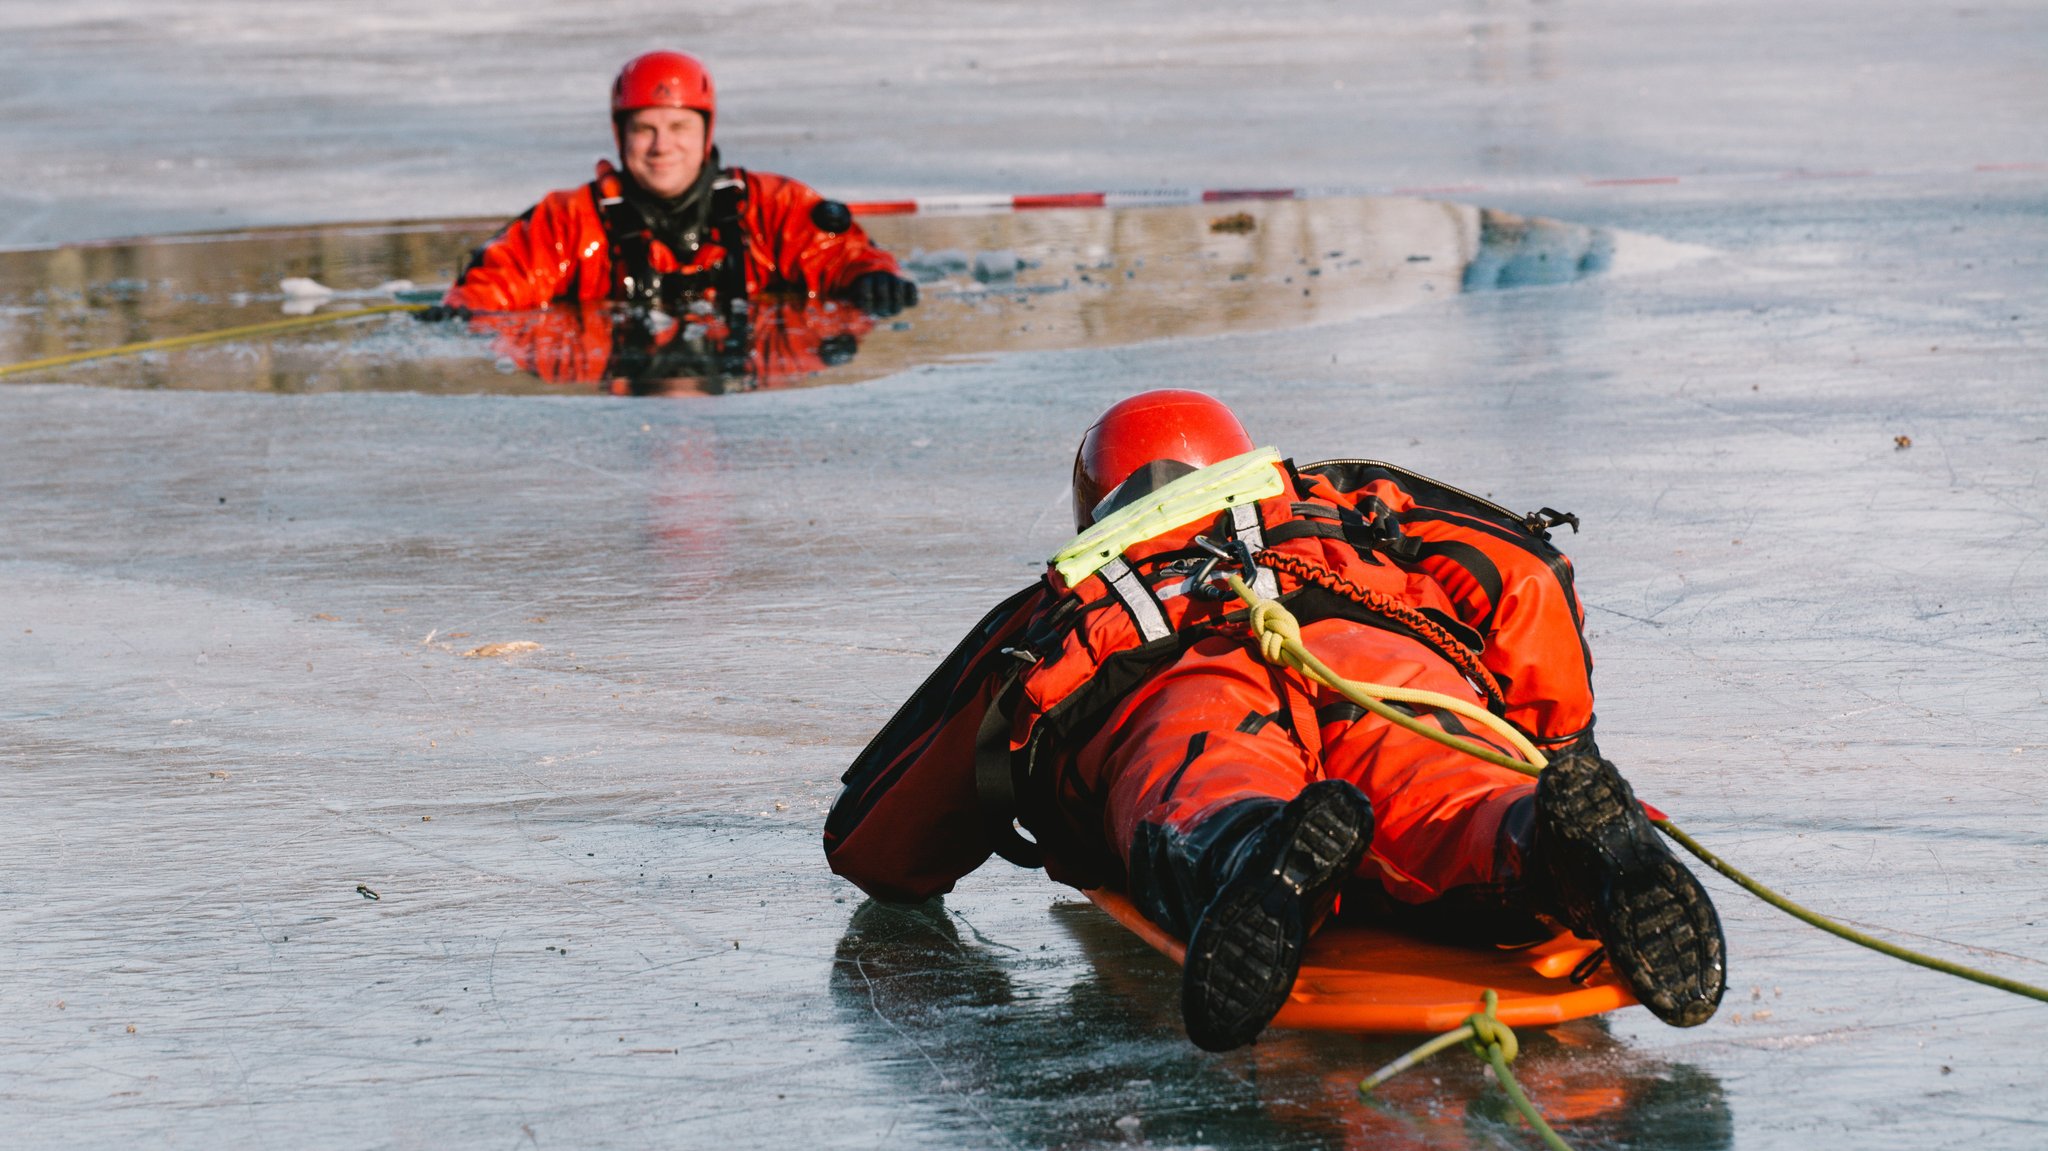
1655,820,2048,1004
1357,1028,1474,1094
1223,570,2048,1006
1360,990,1574,1151
0,303,428,379
1222,573,1548,775
1481,1038,1573,1151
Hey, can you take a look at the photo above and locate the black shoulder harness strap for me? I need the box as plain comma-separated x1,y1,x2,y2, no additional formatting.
591,180,661,309
708,172,747,310
590,169,751,314
971,497,1284,873
974,670,1043,868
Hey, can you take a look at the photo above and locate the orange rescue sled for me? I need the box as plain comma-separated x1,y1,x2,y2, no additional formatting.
1085,888,1636,1034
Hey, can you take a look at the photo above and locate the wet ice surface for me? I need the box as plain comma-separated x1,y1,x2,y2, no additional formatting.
6,181,2043,1150
4,3,2047,1149
1,1,2042,247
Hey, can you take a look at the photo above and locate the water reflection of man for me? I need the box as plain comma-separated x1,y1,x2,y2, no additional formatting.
465,298,873,396
434,51,918,319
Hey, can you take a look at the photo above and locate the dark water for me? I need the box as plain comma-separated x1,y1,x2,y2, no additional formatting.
0,200,1646,397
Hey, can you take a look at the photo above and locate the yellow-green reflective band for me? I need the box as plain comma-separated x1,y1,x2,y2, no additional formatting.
1051,447,1285,586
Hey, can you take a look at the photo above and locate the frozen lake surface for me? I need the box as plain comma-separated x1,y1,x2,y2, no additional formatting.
2,2,2044,1149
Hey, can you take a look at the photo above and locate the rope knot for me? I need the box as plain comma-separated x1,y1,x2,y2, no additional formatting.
1247,595,1302,666
1464,989,1519,1063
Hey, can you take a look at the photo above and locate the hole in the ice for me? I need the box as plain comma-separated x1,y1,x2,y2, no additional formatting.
0,198,1700,396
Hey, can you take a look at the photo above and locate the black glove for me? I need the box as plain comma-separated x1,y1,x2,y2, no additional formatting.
847,272,919,317
412,303,470,324
810,199,854,234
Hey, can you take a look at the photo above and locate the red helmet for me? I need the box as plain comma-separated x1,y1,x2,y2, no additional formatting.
1072,390,1255,529
612,51,716,147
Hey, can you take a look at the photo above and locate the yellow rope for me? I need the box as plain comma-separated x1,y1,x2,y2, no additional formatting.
1223,569,2048,1007
1360,989,1574,1151
1655,820,2048,1004
1228,574,1549,771
1230,577,1577,1140
0,303,428,379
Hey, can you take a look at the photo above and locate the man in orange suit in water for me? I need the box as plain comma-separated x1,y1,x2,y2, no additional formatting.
435,50,917,318
826,390,1726,1051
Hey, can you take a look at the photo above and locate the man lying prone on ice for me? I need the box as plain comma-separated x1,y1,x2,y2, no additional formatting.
825,390,1726,1050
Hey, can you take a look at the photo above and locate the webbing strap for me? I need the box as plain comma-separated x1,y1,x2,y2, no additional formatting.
973,673,1044,868
1279,665,1325,764
593,180,664,309
709,174,748,311
591,171,750,314
1233,498,1322,765
1101,557,1171,643
1052,449,1286,586
1228,501,1282,600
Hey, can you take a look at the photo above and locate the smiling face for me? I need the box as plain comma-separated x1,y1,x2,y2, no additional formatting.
618,107,709,199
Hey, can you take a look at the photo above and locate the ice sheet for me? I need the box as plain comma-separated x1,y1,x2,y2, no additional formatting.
2,3,2045,1149
1,1,2042,247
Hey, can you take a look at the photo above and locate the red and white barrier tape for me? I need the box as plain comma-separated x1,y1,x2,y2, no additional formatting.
14,161,2040,253
846,161,2046,217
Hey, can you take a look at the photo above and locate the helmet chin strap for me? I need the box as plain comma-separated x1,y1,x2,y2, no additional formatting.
1091,459,1199,524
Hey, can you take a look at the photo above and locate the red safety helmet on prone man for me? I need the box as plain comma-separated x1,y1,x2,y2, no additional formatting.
1072,389,1257,530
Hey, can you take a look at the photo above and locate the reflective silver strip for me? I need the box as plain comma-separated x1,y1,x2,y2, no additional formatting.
1101,557,1172,643
1230,502,1281,600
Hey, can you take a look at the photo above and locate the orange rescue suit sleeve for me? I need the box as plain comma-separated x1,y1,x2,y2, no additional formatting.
444,186,614,312
1301,462,1595,750
1399,513,1593,750
735,170,902,297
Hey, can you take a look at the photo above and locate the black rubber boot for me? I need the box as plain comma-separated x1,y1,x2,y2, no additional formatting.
1534,742,1726,1027
1180,780,1374,1052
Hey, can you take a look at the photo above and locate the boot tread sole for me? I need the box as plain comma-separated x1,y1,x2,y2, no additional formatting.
1539,755,1725,1028
1182,784,1372,1051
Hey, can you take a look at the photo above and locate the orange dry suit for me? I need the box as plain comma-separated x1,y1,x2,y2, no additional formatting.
824,455,1595,940
444,154,902,313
